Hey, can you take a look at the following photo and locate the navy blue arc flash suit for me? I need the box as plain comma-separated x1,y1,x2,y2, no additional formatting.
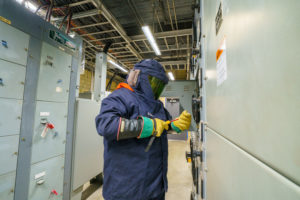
95,60,171,200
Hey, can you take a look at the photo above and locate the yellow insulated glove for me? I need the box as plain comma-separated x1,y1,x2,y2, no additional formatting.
153,118,169,137
171,110,192,133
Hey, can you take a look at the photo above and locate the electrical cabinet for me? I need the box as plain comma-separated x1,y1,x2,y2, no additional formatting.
0,21,29,66
203,0,300,185
72,99,103,190
161,81,197,139
0,172,15,200
0,59,26,99
28,155,64,200
36,42,72,102
31,101,68,164
206,129,300,200
0,1,82,199
0,135,19,175
0,99,23,137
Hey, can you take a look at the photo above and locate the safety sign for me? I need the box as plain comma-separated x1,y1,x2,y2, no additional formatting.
216,38,227,86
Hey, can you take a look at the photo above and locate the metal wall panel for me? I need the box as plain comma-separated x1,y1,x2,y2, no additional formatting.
31,101,68,164
72,99,103,190
0,99,23,137
0,172,15,200
203,0,300,184
0,21,29,66
36,42,72,102
162,81,197,131
206,128,300,200
0,60,26,99
28,155,64,200
0,135,19,175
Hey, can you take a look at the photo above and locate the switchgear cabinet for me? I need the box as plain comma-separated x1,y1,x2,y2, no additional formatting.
0,1,82,200
0,11,29,200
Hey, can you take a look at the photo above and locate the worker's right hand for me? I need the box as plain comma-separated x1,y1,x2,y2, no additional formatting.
170,110,191,133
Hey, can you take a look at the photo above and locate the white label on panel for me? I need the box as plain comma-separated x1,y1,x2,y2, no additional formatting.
216,38,227,86
34,171,46,180
40,112,50,116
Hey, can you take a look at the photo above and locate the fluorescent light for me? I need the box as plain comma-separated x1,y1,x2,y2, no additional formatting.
16,0,24,4
69,32,76,38
142,26,161,56
108,60,128,73
25,1,37,12
168,72,175,81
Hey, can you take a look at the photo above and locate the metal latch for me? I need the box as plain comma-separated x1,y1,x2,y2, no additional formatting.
1,40,8,48
0,78,4,86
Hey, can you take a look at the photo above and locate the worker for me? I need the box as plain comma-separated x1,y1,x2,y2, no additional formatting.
95,59,191,200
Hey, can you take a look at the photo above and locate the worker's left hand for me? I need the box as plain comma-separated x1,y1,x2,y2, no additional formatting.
153,118,169,137
170,110,191,133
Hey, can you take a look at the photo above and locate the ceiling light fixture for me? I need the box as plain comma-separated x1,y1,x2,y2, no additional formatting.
108,60,128,73
142,26,161,56
25,1,38,12
168,72,175,81
16,0,24,4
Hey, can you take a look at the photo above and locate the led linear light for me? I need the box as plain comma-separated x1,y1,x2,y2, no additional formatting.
142,26,161,56
168,72,175,81
108,60,128,73
25,1,38,12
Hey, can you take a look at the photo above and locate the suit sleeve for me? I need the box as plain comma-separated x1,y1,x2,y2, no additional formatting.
95,92,154,142
95,94,128,142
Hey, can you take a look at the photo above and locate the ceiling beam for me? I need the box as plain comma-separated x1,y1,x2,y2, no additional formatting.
140,47,189,54
72,22,110,30
90,0,143,60
131,29,192,41
68,0,92,7
80,29,116,36
52,9,100,21
160,60,187,65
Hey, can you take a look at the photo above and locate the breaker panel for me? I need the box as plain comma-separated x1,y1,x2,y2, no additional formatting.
0,20,29,200
36,42,72,102
31,101,68,164
28,41,72,199
0,2,81,199
28,155,65,200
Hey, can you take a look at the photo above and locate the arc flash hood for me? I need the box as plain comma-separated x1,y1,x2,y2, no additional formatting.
133,59,169,99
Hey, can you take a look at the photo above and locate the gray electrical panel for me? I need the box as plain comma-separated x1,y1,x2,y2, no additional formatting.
36,42,72,102
0,172,15,200
191,0,300,199
161,80,197,140
28,155,65,200
0,99,23,137
0,1,82,200
31,101,68,164
72,99,104,190
0,17,28,200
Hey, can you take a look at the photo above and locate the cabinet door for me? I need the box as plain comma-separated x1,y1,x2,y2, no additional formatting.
0,172,15,200
36,42,72,102
0,135,19,176
0,59,26,99
0,99,23,137
0,21,29,66
31,101,68,164
28,156,64,200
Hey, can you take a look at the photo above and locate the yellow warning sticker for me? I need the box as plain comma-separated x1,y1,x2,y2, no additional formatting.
0,16,11,25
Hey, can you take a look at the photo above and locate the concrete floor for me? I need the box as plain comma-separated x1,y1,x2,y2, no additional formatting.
86,140,193,200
